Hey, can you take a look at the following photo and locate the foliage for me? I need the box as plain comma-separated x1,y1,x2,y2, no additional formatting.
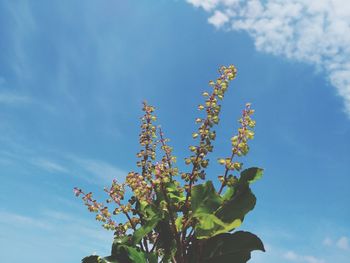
75,65,265,263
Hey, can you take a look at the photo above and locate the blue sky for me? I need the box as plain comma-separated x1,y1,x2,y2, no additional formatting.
0,1,349,262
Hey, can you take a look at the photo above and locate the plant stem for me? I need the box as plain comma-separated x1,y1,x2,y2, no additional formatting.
217,150,235,195
124,211,147,252
217,109,248,194
182,94,216,242
160,183,184,262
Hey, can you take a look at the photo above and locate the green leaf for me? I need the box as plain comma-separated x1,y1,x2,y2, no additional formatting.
82,255,120,263
111,238,132,262
82,255,99,263
202,231,265,263
101,256,121,263
240,167,263,184
214,168,262,225
164,181,185,205
192,181,222,215
131,215,161,245
138,202,158,219
221,186,235,201
121,246,147,263
112,240,147,263
194,213,241,239
215,186,256,224
168,192,185,203
130,202,162,245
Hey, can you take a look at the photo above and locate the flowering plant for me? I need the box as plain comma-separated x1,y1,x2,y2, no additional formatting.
75,65,265,263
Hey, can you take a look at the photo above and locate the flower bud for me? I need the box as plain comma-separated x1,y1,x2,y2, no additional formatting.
218,158,226,165
201,159,208,168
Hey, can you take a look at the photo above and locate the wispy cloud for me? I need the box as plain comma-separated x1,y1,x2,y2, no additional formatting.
31,158,69,173
187,0,350,116
0,211,52,230
69,155,127,185
336,237,350,251
0,209,113,258
323,237,333,246
3,0,37,80
0,209,112,241
323,236,350,251
0,135,126,185
283,251,326,263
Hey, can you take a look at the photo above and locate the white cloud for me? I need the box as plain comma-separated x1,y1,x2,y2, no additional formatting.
283,250,326,263
284,251,299,261
336,236,349,250
31,158,68,173
0,209,113,256
323,237,333,246
208,10,230,28
322,236,350,251
0,211,52,230
187,0,350,116
69,155,127,185
187,0,220,11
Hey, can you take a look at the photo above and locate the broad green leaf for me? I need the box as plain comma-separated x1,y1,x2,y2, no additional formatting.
121,246,147,263
82,255,99,263
191,181,222,215
111,238,132,262
102,256,121,263
163,181,186,206
112,240,147,263
221,186,235,201
168,192,185,203
138,202,158,219
194,213,241,239
131,215,161,245
215,186,256,224
82,255,120,263
165,181,181,193
240,167,263,184
202,231,265,263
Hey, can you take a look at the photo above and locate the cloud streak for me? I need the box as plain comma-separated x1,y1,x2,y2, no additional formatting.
31,158,69,174
187,0,350,116
68,155,127,185
0,209,113,261
0,211,52,230
336,237,350,251
283,251,326,263
323,236,350,251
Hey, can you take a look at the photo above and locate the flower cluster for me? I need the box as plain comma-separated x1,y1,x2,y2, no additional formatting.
159,127,178,177
231,103,255,156
73,187,116,230
125,171,153,203
183,65,237,185
154,162,172,184
137,102,158,182
217,102,256,193
104,179,125,206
